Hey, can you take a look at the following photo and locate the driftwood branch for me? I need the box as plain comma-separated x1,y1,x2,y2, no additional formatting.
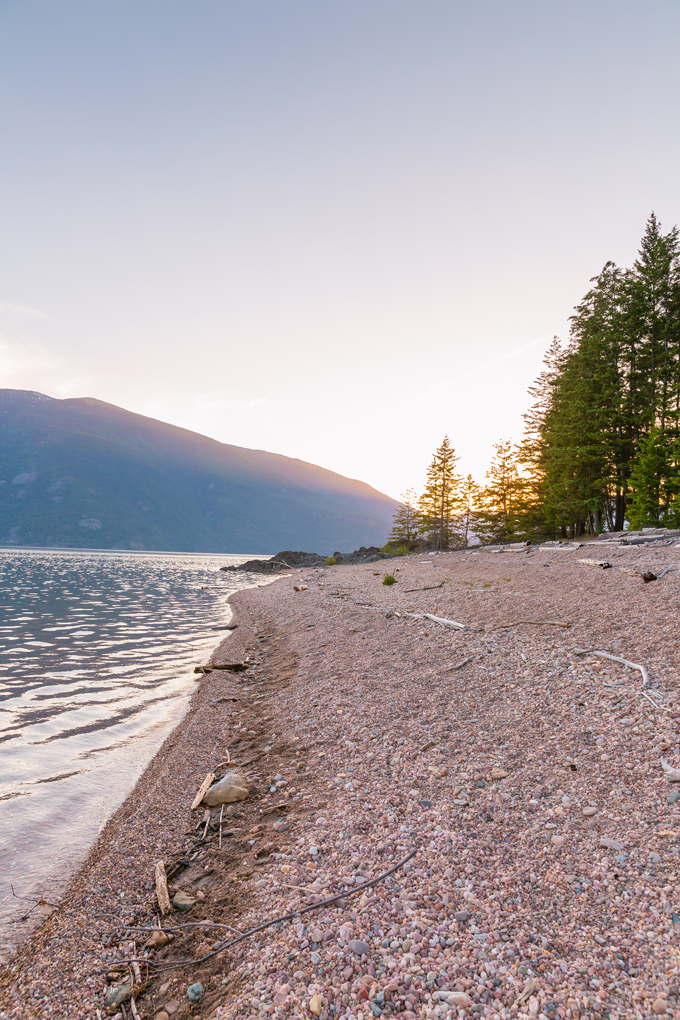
403,582,445,593
155,862,172,916
490,620,570,630
404,612,465,630
660,757,680,782
573,648,652,688
577,558,612,569
111,849,417,972
191,773,216,811
447,656,474,671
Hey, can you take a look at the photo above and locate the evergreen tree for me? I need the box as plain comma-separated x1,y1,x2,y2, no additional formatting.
388,488,421,546
418,436,461,549
458,474,483,547
627,428,680,528
479,441,527,542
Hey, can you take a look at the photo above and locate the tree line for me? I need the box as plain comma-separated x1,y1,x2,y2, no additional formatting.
388,214,680,549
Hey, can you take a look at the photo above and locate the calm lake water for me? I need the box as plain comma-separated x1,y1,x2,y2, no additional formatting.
0,548,270,956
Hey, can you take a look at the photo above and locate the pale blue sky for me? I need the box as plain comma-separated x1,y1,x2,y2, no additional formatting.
1,1,679,498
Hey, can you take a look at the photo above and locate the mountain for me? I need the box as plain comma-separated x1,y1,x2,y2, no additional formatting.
0,389,399,554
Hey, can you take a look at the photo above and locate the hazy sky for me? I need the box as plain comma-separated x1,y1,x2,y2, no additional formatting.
1,1,679,499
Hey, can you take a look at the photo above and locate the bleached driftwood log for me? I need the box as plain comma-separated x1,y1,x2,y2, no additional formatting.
191,772,216,810
155,860,172,916
574,648,653,690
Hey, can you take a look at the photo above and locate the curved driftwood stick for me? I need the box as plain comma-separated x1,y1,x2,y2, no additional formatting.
574,648,652,689
403,612,465,630
447,656,474,671
109,849,417,972
659,757,680,782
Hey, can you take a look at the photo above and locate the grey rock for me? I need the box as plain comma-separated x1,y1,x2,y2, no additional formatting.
187,982,204,1002
650,851,662,863
668,790,680,804
310,951,321,964
454,910,470,922
349,939,371,955
172,889,196,912
105,981,132,1007
600,837,624,852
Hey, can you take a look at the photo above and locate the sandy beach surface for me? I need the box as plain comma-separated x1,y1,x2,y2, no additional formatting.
3,542,680,1020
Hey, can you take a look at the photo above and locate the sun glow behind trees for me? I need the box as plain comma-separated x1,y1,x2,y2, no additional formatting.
389,214,680,547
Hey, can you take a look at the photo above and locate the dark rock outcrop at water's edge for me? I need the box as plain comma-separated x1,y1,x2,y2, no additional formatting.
220,546,393,572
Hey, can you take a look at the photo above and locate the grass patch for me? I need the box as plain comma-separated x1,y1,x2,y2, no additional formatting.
382,574,397,586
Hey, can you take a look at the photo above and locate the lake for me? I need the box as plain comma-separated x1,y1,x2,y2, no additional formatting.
0,547,269,957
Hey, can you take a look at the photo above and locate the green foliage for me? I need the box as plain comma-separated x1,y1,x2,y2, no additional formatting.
382,574,397,585
325,556,336,565
418,437,463,550
388,488,422,547
516,214,680,537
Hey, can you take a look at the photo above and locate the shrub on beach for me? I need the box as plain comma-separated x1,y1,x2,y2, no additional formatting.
382,574,397,585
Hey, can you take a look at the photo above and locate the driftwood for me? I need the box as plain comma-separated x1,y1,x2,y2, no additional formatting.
660,757,680,782
404,612,465,630
447,656,474,671
574,648,651,688
403,582,445,593
491,620,570,630
577,558,612,569
190,773,216,811
155,862,172,916
111,849,417,972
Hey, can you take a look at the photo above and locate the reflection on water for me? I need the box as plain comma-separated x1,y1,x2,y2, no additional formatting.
0,548,269,955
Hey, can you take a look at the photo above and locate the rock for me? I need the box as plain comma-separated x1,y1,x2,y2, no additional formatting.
650,851,662,863
144,930,171,949
551,835,567,846
349,939,370,955
438,991,472,1007
155,1013,170,1020
668,790,680,804
310,951,321,964
273,818,291,832
491,766,509,780
652,998,668,1014
454,910,470,922
593,934,607,945
172,890,196,912
203,772,249,806
294,585,309,592
309,994,323,1015
583,806,598,816
164,1001,180,1016
187,982,204,1002
274,985,291,1005
312,928,323,942
105,981,132,1007
600,837,624,851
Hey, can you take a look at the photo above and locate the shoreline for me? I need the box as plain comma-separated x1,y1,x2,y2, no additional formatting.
3,545,680,1018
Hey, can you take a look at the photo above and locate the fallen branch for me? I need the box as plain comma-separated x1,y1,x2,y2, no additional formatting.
404,612,465,630
573,648,656,692
154,862,172,916
577,558,612,569
447,656,474,671
110,849,417,972
491,620,570,630
403,582,445,593
658,565,674,580
191,773,216,809
218,804,225,850
660,757,680,782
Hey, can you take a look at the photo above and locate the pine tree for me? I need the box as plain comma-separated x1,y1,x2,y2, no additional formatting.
458,474,483,547
479,441,527,542
418,436,461,550
627,428,680,528
388,488,421,547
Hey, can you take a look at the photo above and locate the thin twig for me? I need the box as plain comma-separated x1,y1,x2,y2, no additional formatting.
109,848,417,971
403,582,445,593
657,565,674,580
446,657,474,672
491,620,571,630
219,804,224,850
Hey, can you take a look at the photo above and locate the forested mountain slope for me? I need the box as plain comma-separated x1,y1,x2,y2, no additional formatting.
0,390,398,553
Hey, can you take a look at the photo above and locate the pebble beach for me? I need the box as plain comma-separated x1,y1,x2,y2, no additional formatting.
3,540,680,1020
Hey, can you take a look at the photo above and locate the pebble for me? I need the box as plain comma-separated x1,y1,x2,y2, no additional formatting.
187,982,204,1002
348,939,370,955
172,889,196,911
11,548,680,1018
668,789,680,804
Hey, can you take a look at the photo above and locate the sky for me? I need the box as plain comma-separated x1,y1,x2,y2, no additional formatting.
1,1,679,500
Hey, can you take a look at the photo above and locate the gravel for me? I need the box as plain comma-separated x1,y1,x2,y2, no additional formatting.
3,543,680,1019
